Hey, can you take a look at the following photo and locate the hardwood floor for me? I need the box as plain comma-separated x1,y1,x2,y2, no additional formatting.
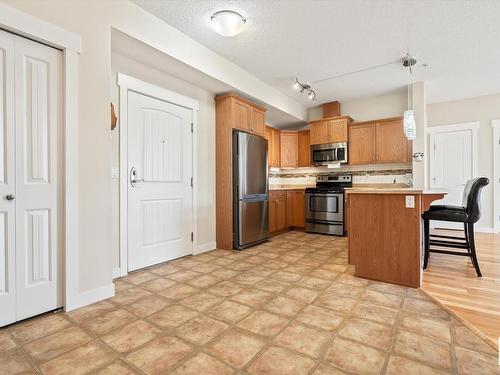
422,229,500,349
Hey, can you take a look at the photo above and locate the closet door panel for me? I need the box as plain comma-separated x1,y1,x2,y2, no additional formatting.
14,36,62,321
0,30,16,327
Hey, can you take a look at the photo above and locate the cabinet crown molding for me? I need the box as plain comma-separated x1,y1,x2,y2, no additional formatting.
215,92,267,112
309,115,353,124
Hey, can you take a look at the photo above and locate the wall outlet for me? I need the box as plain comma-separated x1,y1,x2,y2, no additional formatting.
405,195,415,208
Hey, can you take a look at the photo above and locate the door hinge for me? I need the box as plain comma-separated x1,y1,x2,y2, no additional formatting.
433,143,436,151
191,122,194,133
190,177,193,187
191,232,194,242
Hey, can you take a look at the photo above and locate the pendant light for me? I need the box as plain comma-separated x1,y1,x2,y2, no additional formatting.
402,54,417,140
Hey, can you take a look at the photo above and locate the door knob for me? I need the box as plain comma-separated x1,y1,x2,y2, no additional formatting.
6,194,15,200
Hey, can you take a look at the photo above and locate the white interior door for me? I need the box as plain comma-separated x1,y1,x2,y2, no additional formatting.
0,30,62,327
429,127,474,229
0,30,17,327
127,91,193,271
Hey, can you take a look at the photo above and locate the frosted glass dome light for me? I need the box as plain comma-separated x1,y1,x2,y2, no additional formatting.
210,10,246,37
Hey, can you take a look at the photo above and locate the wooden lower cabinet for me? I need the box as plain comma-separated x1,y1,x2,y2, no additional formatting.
269,189,305,233
269,191,287,232
286,190,306,227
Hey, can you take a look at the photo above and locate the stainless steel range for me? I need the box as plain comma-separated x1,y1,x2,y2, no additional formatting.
305,173,352,236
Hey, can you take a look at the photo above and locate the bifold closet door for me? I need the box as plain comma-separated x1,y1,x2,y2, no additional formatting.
0,30,17,327
0,29,62,326
14,35,62,321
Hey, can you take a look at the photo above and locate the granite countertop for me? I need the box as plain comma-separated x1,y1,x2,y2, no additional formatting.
269,185,313,191
346,187,447,195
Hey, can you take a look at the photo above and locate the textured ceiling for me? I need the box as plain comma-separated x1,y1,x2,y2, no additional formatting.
132,0,500,107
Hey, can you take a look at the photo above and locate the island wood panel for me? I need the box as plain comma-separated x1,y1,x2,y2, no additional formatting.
280,131,298,167
375,118,408,163
422,230,500,349
286,190,306,227
298,130,310,167
348,123,376,165
349,193,421,287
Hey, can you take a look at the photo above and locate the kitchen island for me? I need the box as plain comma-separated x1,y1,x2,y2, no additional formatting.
346,189,445,288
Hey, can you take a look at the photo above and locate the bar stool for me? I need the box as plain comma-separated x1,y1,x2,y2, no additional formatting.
422,177,489,277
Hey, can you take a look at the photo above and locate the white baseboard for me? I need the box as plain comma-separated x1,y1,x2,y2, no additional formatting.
65,283,115,312
112,267,122,279
476,227,496,233
195,241,216,255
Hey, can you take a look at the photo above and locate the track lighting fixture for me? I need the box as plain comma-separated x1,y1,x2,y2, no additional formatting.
292,78,316,102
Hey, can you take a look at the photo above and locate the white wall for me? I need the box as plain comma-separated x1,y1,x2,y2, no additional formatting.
110,52,216,270
427,93,500,230
308,90,408,122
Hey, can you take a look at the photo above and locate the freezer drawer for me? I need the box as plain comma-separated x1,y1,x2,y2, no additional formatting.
235,199,269,249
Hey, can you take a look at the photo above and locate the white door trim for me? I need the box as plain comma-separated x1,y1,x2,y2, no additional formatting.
492,119,500,233
427,121,480,185
0,3,85,311
117,73,199,277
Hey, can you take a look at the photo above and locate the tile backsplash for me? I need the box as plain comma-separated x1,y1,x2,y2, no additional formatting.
269,163,413,186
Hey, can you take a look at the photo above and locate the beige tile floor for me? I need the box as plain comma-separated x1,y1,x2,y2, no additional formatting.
1,231,498,375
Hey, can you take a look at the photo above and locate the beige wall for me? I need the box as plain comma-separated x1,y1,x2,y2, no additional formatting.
427,94,500,230
0,0,223,298
110,52,216,270
309,90,408,122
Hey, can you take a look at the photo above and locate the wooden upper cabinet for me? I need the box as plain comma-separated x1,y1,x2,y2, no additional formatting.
220,93,266,136
348,117,408,165
310,116,352,145
298,130,310,167
265,125,281,167
232,98,250,132
328,118,348,143
310,120,329,145
250,108,265,136
280,131,298,168
375,118,408,163
348,123,376,165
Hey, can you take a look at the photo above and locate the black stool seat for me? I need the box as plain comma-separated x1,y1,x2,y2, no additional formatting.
423,205,468,222
422,177,489,277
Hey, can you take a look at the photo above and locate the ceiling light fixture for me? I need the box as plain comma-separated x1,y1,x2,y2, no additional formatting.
210,10,246,37
402,53,417,74
293,78,316,102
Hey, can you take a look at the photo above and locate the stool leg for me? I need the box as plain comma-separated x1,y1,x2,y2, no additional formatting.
423,218,430,269
467,222,482,277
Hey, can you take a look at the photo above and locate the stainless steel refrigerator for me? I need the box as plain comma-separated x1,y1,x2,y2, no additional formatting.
233,131,269,250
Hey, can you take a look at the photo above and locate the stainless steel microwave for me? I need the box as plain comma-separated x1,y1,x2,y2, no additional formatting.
311,142,348,166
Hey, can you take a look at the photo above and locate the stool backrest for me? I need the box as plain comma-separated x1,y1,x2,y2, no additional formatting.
461,177,489,223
